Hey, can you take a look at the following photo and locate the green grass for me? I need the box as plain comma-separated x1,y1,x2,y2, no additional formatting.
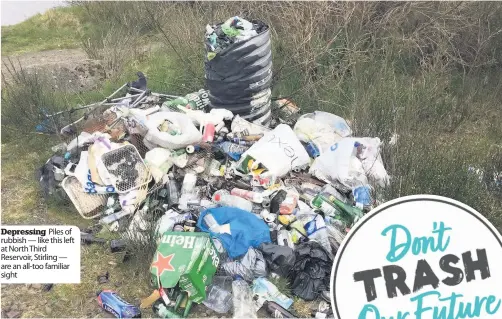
1,6,88,56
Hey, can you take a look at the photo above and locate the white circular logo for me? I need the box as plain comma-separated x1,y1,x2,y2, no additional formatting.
331,195,502,319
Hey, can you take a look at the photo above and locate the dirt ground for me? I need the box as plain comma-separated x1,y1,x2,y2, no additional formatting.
1,49,106,92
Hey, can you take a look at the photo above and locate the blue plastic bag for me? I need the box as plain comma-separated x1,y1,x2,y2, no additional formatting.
197,207,271,259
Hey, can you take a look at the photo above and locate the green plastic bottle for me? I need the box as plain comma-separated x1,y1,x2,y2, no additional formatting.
311,194,337,216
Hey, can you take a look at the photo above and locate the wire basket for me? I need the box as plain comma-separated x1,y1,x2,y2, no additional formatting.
101,144,151,193
61,176,108,219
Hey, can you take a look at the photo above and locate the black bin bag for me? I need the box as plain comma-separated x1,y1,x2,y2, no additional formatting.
288,241,333,301
205,18,272,125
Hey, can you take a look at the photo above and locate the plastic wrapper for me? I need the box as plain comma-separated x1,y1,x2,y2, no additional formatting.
252,277,293,310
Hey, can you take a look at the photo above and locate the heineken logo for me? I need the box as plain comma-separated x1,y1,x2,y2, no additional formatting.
208,245,220,267
161,234,196,249
151,252,175,278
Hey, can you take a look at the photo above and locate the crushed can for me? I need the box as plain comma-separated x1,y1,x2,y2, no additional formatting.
150,232,219,303
97,290,141,318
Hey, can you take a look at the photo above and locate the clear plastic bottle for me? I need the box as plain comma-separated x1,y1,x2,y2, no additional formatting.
203,276,233,314
181,173,197,195
320,184,347,203
277,229,294,249
230,188,264,203
232,276,257,319
167,177,180,206
213,192,253,212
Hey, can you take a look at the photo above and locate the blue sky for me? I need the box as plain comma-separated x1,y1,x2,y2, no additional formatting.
1,1,65,26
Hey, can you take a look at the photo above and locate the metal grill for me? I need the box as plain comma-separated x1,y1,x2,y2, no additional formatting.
61,176,108,219
101,144,151,193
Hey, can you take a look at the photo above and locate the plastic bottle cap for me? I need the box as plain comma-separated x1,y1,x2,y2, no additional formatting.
214,194,221,201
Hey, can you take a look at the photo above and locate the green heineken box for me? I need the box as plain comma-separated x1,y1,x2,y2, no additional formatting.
150,232,219,303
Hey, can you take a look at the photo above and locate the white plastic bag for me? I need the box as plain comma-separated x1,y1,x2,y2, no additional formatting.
238,124,310,177
310,137,389,189
356,137,389,187
69,151,116,194
314,111,352,137
309,138,368,189
294,117,343,152
118,190,142,214
176,106,233,132
297,111,352,138
144,112,202,150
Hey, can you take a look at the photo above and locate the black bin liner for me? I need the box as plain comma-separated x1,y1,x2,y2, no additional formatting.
205,18,272,125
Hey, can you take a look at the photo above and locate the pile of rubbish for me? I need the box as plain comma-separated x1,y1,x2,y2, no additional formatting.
36,16,390,319
205,16,268,59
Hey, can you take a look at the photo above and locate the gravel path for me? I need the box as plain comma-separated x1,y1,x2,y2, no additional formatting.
1,49,105,92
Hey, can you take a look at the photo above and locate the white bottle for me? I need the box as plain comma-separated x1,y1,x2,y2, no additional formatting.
213,192,253,212
230,188,264,204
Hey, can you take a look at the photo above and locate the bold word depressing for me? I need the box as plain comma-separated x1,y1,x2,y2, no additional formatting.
352,222,500,319
1,228,47,237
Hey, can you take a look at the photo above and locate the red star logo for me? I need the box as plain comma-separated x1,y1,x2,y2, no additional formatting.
151,252,175,278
